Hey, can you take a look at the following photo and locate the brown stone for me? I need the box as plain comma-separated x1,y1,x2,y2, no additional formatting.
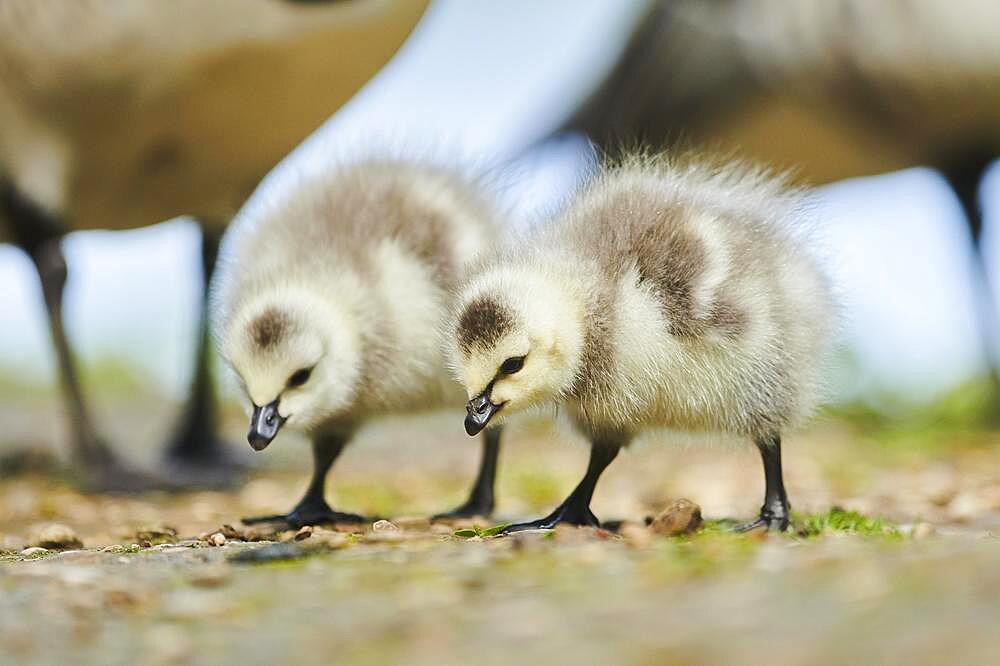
649,499,703,536
28,523,83,550
20,546,50,557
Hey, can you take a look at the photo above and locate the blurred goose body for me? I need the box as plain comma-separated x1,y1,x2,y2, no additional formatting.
450,155,834,532
0,0,427,227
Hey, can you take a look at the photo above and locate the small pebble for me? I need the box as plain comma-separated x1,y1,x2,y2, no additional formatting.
294,526,313,541
649,499,703,536
20,546,49,557
372,520,399,532
209,533,227,547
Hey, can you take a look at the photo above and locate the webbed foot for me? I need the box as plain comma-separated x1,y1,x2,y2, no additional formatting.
242,499,367,529
732,510,789,533
503,499,601,534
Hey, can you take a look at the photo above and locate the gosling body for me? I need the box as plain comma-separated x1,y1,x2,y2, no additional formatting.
213,160,504,526
451,155,834,531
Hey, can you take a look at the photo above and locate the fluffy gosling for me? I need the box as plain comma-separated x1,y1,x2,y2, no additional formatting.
212,160,504,527
448,155,834,532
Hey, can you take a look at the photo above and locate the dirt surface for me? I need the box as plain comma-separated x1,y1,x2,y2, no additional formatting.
2,402,1000,665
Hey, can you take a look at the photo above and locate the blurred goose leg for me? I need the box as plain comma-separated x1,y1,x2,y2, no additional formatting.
1,181,163,492
939,149,1000,419
433,427,502,519
163,222,244,486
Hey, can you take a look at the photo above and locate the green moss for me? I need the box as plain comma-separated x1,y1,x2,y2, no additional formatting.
453,523,511,538
691,519,733,536
797,507,901,539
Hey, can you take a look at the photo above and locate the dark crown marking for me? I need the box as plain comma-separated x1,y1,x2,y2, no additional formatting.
249,307,293,351
457,295,516,353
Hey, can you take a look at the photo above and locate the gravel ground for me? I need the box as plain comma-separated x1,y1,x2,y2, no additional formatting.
2,397,1000,665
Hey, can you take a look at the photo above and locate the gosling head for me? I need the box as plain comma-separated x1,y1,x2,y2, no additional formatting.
221,289,361,450
451,267,585,435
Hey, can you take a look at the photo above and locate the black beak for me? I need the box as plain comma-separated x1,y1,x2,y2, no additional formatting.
464,383,502,436
248,400,285,451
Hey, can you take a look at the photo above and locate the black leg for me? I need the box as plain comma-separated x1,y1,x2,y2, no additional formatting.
242,432,366,528
734,433,790,532
938,150,1000,413
163,222,244,485
505,439,621,533
433,427,502,519
1,182,162,491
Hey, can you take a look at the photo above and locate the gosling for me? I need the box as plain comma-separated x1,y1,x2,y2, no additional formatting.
448,155,834,532
212,160,504,527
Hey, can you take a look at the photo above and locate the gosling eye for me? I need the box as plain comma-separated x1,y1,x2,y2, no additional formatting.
287,367,312,388
499,356,525,375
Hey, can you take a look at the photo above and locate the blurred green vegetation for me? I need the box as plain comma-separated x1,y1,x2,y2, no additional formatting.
0,356,155,400
2,357,996,440
826,377,998,457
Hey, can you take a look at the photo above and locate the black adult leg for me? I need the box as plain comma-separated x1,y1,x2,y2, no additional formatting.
433,427,502,519
734,433,790,533
939,149,1000,411
1,181,160,491
162,221,243,484
242,432,366,528
504,440,621,533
